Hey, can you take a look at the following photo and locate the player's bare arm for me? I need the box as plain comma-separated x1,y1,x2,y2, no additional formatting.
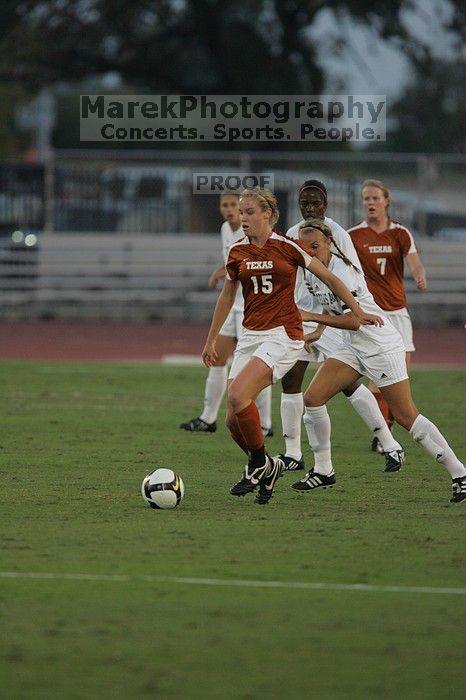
202,278,239,366
300,309,361,331
303,322,325,342
303,323,326,352
406,252,427,290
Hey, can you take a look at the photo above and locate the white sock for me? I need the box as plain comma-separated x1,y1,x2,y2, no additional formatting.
256,385,272,431
280,392,303,459
200,366,228,424
346,384,402,452
410,414,466,479
303,405,333,475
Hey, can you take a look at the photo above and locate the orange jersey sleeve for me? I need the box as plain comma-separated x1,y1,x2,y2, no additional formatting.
348,221,416,311
226,232,312,340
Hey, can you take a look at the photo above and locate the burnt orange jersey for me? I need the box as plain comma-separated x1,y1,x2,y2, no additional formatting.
226,232,313,340
348,220,417,311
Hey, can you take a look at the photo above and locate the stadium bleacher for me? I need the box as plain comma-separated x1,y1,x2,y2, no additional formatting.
0,233,463,326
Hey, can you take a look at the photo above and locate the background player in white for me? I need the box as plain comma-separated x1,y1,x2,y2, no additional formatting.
180,193,272,435
348,179,427,453
277,180,404,473
292,220,466,505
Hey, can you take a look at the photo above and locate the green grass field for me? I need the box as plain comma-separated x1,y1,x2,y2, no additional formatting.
1,361,465,699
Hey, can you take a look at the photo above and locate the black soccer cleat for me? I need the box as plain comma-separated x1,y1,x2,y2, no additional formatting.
229,475,258,497
383,448,405,473
291,469,336,492
450,475,466,504
179,417,217,433
277,453,305,472
254,456,284,505
230,459,269,497
262,426,274,438
371,436,384,454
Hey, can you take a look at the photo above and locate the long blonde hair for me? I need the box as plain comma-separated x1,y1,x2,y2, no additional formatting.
240,188,279,226
299,218,361,273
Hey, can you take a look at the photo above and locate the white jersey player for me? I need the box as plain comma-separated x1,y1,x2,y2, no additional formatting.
291,219,466,505
180,193,272,435
288,214,360,364
307,248,405,358
219,218,245,332
276,180,404,475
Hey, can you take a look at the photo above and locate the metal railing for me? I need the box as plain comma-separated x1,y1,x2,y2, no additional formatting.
1,151,465,238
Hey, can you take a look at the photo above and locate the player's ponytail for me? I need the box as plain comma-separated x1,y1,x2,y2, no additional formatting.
332,239,361,273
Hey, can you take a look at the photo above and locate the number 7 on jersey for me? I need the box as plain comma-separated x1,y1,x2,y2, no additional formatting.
376,257,387,275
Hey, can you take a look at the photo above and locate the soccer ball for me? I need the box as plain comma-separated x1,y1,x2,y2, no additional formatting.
141,468,184,510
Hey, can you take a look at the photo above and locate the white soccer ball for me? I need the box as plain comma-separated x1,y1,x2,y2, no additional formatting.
141,468,184,510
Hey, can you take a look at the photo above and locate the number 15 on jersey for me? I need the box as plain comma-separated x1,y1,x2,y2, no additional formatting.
251,275,273,294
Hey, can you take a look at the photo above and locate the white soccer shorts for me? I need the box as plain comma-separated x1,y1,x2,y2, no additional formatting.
219,307,244,339
229,326,305,383
327,346,408,388
383,308,415,352
297,321,345,364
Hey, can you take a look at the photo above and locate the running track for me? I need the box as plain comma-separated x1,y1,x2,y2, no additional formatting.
0,322,464,367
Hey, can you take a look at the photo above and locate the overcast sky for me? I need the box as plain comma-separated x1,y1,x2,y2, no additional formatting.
310,0,460,99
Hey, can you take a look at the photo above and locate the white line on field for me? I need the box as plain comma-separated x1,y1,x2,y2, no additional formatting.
1,571,466,596
161,354,203,365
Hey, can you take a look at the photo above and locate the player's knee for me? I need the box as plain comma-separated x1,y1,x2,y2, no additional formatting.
342,380,361,398
281,363,305,393
212,358,228,367
389,407,416,430
281,375,301,393
303,389,323,408
281,367,301,393
227,384,244,413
